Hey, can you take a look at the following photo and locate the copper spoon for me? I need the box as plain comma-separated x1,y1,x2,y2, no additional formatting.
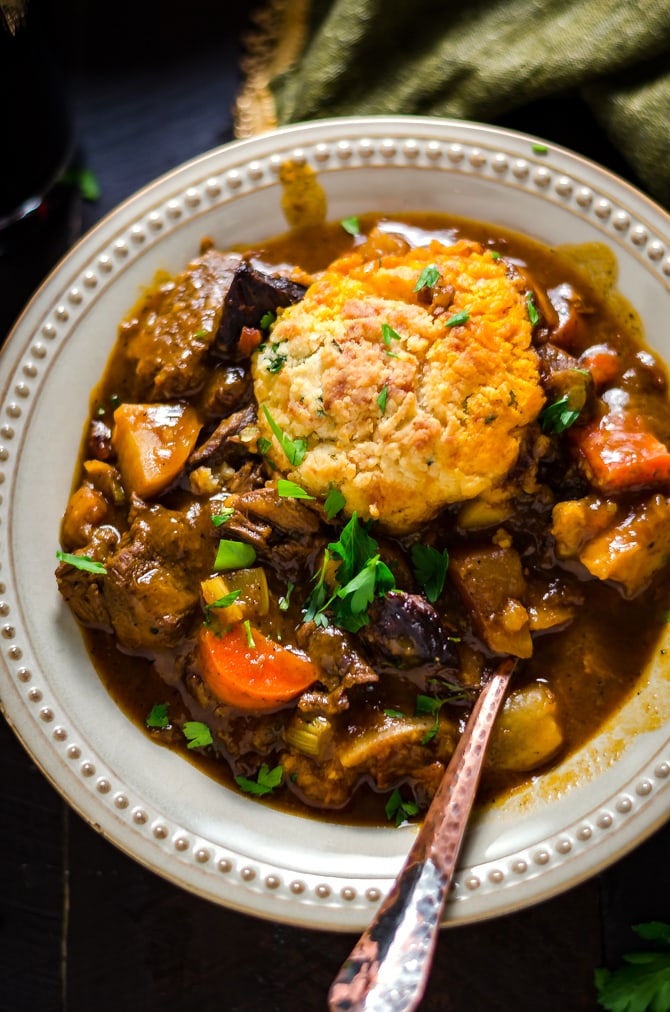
328,657,516,1012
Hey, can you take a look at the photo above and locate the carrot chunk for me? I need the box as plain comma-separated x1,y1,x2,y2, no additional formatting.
198,625,318,711
579,344,621,389
572,414,670,493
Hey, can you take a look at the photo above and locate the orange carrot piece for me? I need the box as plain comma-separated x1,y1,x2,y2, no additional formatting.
580,344,621,389
198,625,318,711
237,326,262,357
572,416,670,493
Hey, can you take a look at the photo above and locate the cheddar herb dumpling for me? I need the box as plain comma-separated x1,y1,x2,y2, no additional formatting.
253,239,544,534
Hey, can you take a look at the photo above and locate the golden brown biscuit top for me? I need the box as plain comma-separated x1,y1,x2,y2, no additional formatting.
253,239,545,534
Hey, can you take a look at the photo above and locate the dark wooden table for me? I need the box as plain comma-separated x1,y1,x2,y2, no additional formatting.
1,4,669,1010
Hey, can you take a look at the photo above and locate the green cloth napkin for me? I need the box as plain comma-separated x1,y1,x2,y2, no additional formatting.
247,0,670,209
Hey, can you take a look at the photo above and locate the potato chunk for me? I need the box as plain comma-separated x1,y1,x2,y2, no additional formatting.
112,403,201,498
488,682,564,772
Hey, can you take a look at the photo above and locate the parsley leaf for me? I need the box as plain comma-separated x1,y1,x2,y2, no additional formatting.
214,539,257,570
328,517,395,632
540,394,581,434
377,385,388,414
527,292,540,326
183,721,213,749
328,513,380,585
262,405,308,466
381,323,402,352
56,550,107,575
303,549,332,626
211,508,235,527
259,310,276,331
415,694,445,744
532,142,549,155
304,513,396,631
324,486,346,520
385,787,420,827
410,543,449,603
145,703,170,729
235,763,284,796
445,310,470,328
265,342,287,373
340,216,360,236
277,478,316,500
278,581,294,611
595,922,670,1012
204,589,242,622
414,264,440,292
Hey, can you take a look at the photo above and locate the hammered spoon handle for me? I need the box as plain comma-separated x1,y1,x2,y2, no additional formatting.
327,658,515,1012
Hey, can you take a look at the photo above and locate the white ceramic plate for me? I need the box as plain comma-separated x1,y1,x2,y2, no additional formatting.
1,116,669,932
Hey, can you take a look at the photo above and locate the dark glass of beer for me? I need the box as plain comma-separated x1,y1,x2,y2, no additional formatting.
0,0,74,231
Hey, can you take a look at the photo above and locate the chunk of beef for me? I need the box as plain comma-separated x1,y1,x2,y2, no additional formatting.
56,525,119,630
117,249,242,401
102,498,212,651
537,342,595,422
200,364,252,419
226,486,323,535
214,259,308,356
449,545,533,658
295,621,378,715
359,590,457,669
188,404,258,470
221,486,328,584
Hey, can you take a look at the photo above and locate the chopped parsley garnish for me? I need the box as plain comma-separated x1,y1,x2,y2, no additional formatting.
257,436,272,456
385,787,419,827
381,323,402,352
414,263,441,291
243,619,256,648
410,543,449,603
532,142,549,155
204,589,242,622
527,292,540,326
278,581,295,611
214,539,257,570
60,165,101,202
265,343,287,374
377,384,388,414
445,310,470,328
340,216,360,236
277,478,315,500
540,394,581,434
384,708,406,719
193,329,209,339
303,513,395,632
324,486,346,520
262,404,308,466
490,250,502,260
303,549,332,627
235,763,284,796
183,721,213,749
594,921,670,1012
211,508,235,527
415,694,447,744
259,310,276,331
145,703,170,729
56,550,107,575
